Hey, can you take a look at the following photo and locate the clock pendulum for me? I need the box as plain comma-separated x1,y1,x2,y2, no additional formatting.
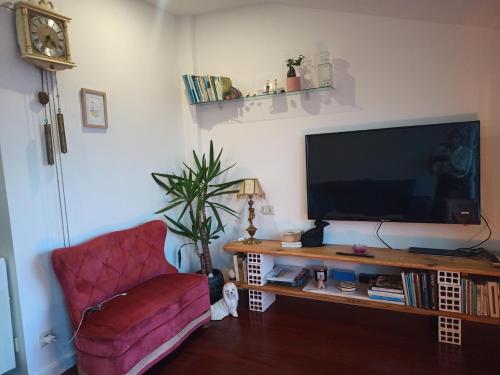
52,71,67,154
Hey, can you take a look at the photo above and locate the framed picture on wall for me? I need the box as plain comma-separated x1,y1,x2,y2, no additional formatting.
81,88,108,129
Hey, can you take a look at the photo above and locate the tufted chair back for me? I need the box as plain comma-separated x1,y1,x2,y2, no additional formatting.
52,220,177,328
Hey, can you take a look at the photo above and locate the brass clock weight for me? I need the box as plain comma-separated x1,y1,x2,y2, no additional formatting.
38,69,67,165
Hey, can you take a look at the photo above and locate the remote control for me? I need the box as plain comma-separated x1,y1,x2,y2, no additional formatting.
336,251,374,258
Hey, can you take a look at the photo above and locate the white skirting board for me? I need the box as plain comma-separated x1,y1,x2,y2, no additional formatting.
0,258,16,374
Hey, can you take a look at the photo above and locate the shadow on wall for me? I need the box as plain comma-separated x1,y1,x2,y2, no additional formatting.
192,58,359,129
332,58,356,107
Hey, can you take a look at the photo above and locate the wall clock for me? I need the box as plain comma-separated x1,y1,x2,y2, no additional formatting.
15,0,75,71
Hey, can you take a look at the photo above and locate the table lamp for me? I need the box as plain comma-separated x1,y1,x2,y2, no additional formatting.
237,178,265,244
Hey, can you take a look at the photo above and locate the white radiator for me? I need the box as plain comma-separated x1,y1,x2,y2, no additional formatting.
0,258,15,374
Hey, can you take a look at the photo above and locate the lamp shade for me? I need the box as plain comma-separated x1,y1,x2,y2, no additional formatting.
237,178,265,198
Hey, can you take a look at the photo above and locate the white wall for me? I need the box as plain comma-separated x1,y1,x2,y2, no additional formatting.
0,0,183,374
177,4,500,271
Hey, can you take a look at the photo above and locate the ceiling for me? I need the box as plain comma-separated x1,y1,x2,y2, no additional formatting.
145,0,500,29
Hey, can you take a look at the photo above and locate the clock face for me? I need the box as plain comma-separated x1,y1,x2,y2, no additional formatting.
29,14,66,58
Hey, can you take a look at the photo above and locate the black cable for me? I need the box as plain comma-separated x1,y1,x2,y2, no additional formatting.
376,221,393,249
456,214,492,252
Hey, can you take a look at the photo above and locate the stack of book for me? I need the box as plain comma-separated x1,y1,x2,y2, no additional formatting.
281,241,302,248
462,278,500,318
182,74,232,104
400,271,438,310
367,275,406,305
265,265,309,288
232,253,247,283
281,231,302,248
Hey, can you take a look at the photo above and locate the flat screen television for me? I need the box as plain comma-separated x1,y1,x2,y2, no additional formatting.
305,121,480,224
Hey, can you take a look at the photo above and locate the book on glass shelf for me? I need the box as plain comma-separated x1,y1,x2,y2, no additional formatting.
182,75,194,104
182,74,233,104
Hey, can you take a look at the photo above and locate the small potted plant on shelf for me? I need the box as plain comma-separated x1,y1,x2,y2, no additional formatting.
286,54,305,92
152,141,242,304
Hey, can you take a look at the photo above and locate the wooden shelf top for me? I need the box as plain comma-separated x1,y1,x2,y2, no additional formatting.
224,240,500,277
236,281,500,326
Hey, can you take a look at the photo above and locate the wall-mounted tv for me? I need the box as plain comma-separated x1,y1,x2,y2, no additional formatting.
305,121,480,224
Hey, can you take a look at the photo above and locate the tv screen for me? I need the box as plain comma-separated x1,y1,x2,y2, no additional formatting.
305,121,480,224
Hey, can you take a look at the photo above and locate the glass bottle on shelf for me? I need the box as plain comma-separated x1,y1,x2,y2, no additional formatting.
318,51,333,87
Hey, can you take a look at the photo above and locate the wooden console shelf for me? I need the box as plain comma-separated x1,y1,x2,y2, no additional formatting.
224,240,500,329
234,281,499,325
224,241,500,277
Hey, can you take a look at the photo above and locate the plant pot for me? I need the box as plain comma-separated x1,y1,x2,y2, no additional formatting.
286,77,301,92
198,268,225,304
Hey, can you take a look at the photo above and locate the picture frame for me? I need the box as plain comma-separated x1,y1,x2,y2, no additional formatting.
80,88,108,129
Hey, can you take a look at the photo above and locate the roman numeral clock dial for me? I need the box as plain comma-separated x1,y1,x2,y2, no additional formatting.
30,15,66,58
15,1,76,71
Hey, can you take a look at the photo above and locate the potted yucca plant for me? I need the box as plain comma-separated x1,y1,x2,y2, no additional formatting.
152,141,242,304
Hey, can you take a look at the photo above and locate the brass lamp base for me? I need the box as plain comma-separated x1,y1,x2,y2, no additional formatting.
243,237,261,245
242,195,261,245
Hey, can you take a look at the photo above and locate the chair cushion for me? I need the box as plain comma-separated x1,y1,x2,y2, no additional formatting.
75,273,209,357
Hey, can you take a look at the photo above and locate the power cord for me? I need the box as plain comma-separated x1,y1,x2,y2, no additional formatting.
376,215,495,261
68,292,128,343
376,221,393,249
456,214,492,251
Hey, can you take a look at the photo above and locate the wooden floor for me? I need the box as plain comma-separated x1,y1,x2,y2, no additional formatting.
65,293,500,375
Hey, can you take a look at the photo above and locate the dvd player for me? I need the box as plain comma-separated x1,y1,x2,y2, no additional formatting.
408,247,470,257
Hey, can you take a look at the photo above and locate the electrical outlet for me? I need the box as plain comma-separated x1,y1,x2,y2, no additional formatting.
39,329,56,347
261,205,274,215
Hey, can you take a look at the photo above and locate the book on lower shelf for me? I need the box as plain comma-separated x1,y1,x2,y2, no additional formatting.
367,294,405,305
232,253,247,283
399,270,438,310
462,277,499,318
367,274,406,305
265,265,309,288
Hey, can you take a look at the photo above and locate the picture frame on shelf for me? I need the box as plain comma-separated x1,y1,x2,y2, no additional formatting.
81,88,108,129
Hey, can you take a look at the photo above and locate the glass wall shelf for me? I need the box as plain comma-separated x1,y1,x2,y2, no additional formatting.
189,86,334,106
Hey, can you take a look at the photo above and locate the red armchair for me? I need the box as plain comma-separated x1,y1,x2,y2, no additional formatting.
52,220,210,375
